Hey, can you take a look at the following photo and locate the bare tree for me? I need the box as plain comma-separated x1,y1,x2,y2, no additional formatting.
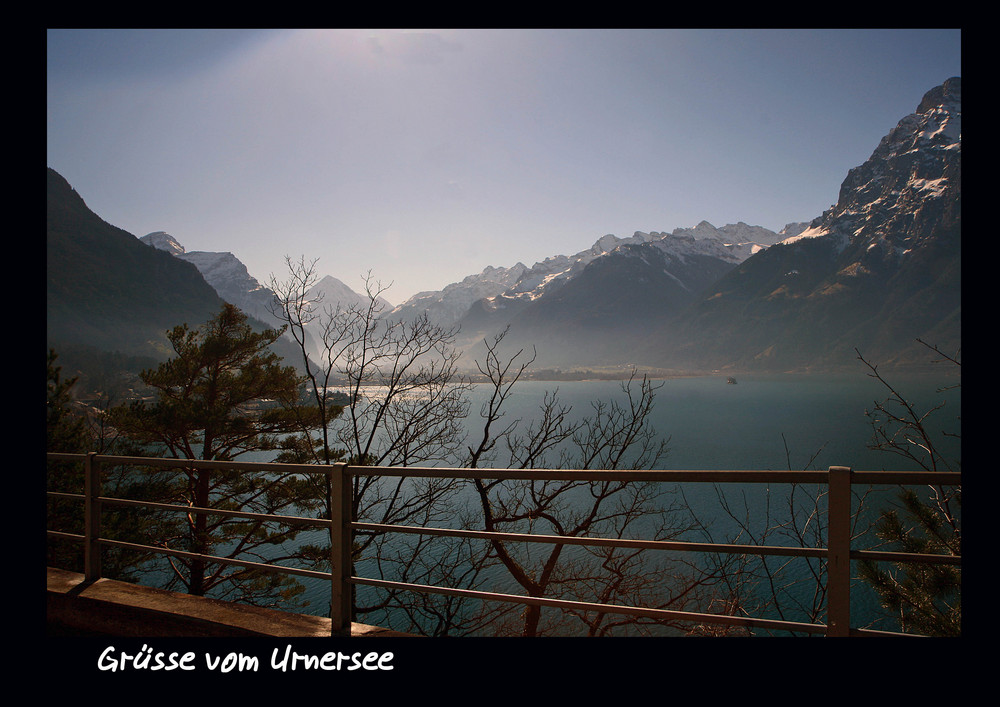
269,267,756,636
374,329,734,636
701,436,878,634
700,342,960,635
268,257,472,621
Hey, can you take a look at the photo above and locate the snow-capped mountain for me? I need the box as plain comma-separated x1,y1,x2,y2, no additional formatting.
390,222,784,331
384,235,636,327
439,78,960,372
451,222,788,368
93,76,957,375
780,76,960,256
647,77,961,372
140,233,393,364
305,274,393,315
140,231,286,331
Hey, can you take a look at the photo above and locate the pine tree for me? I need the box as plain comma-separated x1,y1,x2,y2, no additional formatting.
107,304,324,604
858,488,961,636
47,349,90,454
855,343,961,636
46,349,91,571
47,348,176,581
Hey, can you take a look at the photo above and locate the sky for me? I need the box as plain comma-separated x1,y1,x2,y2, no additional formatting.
46,28,961,305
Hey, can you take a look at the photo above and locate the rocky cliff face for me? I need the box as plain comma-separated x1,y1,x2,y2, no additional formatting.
647,78,961,372
794,76,960,257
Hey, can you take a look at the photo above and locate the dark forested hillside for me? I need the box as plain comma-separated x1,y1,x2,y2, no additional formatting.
46,168,307,388
47,168,227,358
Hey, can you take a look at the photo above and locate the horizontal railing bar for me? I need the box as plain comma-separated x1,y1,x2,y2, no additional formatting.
354,466,831,483
59,454,335,476
97,496,330,528
850,627,922,637
352,521,829,559
47,530,83,542
86,535,826,634
350,576,827,635
47,453,962,486
47,492,963,567
96,538,333,582
850,470,960,485
852,548,961,565
46,491,83,501
356,466,959,486
56,515,963,568
81,538,945,635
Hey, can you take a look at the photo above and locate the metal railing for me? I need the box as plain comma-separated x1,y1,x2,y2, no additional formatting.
46,452,961,637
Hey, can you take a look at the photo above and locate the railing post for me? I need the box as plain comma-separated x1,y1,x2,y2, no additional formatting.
84,451,102,581
827,465,852,636
329,462,352,636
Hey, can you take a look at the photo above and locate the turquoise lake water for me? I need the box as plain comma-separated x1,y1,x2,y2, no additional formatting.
264,370,960,635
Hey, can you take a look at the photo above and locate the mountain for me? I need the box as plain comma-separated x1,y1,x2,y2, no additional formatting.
46,168,307,381
390,222,784,332
642,77,961,372
384,233,645,329
401,78,959,374
456,223,798,368
48,76,960,380
47,168,227,360
140,232,396,364
387,263,530,327
388,230,731,329
284,274,392,361
140,231,286,332
306,274,393,315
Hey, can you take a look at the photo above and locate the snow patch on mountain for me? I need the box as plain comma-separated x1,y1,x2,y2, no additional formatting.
507,222,779,301
142,230,186,256
780,224,831,244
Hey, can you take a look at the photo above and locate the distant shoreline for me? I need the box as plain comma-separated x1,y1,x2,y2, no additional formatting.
453,360,961,384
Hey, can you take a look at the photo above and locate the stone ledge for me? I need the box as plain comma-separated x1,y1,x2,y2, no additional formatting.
47,567,415,638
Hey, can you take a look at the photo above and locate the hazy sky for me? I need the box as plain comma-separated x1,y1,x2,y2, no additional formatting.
47,28,961,304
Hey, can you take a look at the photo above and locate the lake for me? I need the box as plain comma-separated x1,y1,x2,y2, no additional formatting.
260,368,959,635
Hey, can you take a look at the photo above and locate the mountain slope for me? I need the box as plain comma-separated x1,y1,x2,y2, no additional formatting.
387,231,678,329
449,222,794,369
141,231,286,331
48,77,960,379
140,233,389,364
46,169,308,377
47,168,227,359
643,77,961,372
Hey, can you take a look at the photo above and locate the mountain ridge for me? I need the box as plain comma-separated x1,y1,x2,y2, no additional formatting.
46,77,960,379
140,231,286,332
640,77,961,373
389,221,792,336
